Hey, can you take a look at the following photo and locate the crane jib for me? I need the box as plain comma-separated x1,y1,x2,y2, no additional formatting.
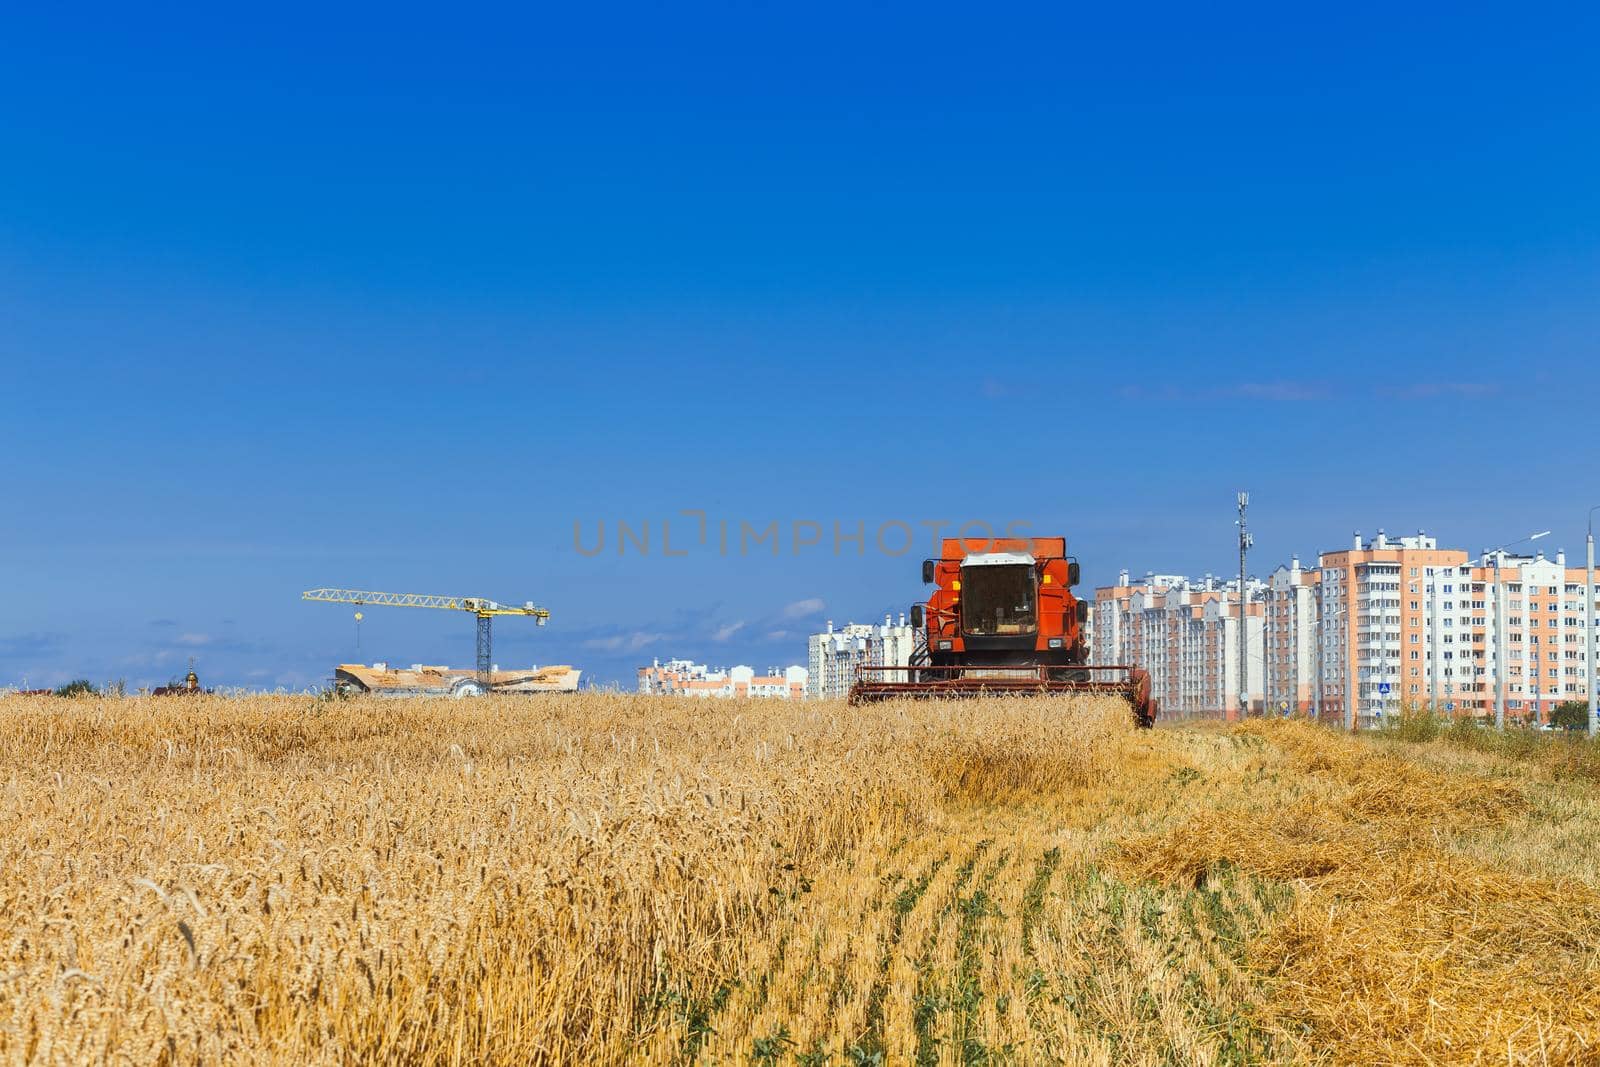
301,588,551,690
301,589,548,618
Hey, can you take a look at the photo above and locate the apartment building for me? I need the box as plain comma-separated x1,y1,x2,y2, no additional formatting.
1312,530,1600,726
1314,531,1469,727
807,615,916,700
1264,558,1318,715
1472,549,1594,721
638,659,808,699
1096,527,1599,729
1093,571,1265,718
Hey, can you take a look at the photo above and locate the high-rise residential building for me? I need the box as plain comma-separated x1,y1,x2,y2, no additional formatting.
1093,571,1265,718
1316,533,1600,726
638,659,807,699
1093,527,1600,729
1315,531,1469,727
1263,558,1318,715
807,615,916,700
1470,548,1593,722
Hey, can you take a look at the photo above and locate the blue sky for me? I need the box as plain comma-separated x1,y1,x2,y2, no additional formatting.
4,3,1598,689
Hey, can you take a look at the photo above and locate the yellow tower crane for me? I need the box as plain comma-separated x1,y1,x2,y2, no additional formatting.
301,589,549,691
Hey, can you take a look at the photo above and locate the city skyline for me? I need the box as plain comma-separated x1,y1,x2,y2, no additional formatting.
7,515,1600,693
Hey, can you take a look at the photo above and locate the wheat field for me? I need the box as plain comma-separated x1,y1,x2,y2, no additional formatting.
2,693,1598,1065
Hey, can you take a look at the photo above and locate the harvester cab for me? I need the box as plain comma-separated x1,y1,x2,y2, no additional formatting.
850,536,1156,727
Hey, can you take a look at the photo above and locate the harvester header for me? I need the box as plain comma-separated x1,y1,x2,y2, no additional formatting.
849,535,1156,727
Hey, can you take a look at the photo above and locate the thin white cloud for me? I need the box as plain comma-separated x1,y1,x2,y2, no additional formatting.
583,631,667,652
1120,380,1329,403
1221,381,1329,402
781,597,825,619
176,633,212,647
712,621,746,642
1122,379,1500,404
1380,382,1500,399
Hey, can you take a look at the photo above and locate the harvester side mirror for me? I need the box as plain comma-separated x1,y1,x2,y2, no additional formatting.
1068,561,1081,587
921,560,936,584
1076,600,1089,624
910,604,924,628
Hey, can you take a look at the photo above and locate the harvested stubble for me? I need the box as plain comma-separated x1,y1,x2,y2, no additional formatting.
0,692,1132,1064
1121,720,1600,1065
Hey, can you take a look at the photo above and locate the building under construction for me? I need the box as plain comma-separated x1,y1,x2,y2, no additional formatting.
334,662,581,698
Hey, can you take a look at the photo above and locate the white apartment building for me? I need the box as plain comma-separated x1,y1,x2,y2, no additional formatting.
1312,530,1597,726
1472,549,1594,721
807,614,916,700
638,659,808,699
1264,558,1318,715
1094,572,1265,718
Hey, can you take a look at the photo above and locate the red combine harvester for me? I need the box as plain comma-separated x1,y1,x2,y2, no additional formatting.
848,536,1156,727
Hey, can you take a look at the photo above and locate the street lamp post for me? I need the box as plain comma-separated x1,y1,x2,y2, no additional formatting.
1587,506,1599,739
1488,530,1551,731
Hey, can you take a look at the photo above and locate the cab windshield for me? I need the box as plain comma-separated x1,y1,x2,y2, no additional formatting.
961,564,1037,636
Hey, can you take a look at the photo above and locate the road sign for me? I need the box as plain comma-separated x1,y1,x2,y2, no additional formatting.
1446,702,1456,711
1378,683,1391,696
1279,700,1289,711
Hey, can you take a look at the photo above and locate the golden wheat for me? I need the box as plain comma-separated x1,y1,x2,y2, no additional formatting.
3,693,1597,1064
0,693,1130,1064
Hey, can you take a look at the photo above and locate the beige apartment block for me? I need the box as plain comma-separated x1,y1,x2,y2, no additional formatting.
1314,531,1598,726
1094,571,1265,719
1315,531,1468,727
